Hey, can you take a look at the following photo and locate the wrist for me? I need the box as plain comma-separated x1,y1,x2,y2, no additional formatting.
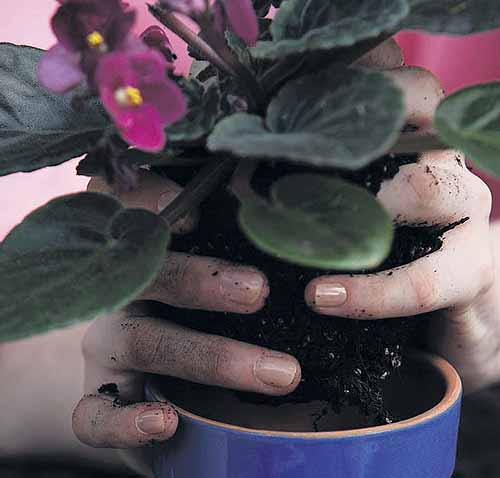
0,322,124,470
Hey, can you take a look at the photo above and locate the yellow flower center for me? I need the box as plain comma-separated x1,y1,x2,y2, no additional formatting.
86,31,107,52
114,87,144,107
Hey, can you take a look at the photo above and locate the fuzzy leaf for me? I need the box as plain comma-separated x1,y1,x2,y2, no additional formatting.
251,0,408,59
404,0,500,34
435,82,500,176
208,68,405,169
166,78,222,144
0,43,109,176
239,175,393,270
0,193,170,342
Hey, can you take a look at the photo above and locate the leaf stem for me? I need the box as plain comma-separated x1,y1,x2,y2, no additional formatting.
159,157,235,225
390,131,449,154
230,160,265,205
147,4,236,76
199,21,266,113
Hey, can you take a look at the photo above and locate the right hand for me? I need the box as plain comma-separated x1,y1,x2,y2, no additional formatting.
72,172,301,475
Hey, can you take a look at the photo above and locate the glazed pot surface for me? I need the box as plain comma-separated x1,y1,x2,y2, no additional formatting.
147,354,462,478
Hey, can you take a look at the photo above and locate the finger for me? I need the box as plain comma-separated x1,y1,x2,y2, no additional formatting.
88,171,198,235
384,66,444,129
378,151,492,225
139,252,269,314
355,38,403,70
73,395,177,448
85,312,301,397
305,223,490,319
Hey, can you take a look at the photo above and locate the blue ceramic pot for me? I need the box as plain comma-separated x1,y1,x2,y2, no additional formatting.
147,354,462,478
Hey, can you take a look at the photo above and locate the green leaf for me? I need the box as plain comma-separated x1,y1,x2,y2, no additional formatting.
251,0,409,59
166,78,222,144
239,175,393,270
403,0,500,34
435,82,500,176
0,193,170,342
189,60,216,83
0,43,109,176
208,68,405,169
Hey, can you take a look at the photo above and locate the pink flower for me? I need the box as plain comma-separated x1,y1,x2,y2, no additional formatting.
160,0,206,15
217,0,258,46
160,0,258,46
96,51,187,152
38,0,136,93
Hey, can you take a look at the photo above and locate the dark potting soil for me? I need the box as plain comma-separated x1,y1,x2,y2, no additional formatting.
163,154,461,426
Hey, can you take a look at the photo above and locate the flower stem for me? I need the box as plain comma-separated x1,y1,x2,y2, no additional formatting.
148,4,265,112
147,4,236,76
390,131,449,154
160,157,235,225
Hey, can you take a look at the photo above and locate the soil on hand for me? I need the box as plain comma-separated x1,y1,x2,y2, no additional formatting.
163,154,460,427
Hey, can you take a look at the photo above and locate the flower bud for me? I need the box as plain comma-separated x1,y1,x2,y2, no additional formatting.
140,26,176,63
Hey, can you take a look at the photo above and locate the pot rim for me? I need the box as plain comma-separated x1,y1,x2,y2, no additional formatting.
147,352,462,439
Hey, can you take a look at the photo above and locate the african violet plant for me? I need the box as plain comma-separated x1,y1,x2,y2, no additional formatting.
1,0,500,342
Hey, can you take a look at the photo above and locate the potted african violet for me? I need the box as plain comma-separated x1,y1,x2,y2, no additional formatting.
1,0,500,477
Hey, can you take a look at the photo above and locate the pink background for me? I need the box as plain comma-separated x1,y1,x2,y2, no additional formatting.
1,1,500,240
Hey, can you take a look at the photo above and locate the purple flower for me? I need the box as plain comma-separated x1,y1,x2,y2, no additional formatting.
140,26,176,64
38,0,136,93
96,51,187,152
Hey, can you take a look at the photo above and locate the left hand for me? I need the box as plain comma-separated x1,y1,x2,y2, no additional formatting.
306,59,498,393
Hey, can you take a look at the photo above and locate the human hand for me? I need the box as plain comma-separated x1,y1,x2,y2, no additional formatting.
306,59,497,393
72,172,301,474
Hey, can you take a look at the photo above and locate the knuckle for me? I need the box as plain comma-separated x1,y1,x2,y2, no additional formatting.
80,331,95,362
204,339,230,384
407,164,467,219
407,167,444,209
352,277,386,317
163,254,192,293
129,325,169,370
72,397,95,446
479,261,495,295
73,396,124,448
407,267,439,310
473,176,493,213
188,337,231,385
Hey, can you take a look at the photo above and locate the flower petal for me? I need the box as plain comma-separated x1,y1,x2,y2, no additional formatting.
37,44,84,93
122,34,149,54
129,50,169,84
142,79,187,125
96,52,137,91
108,9,136,49
51,3,85,51
222,0,258,46
119,104,166,152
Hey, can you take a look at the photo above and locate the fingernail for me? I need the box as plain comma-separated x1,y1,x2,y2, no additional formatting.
136,410,165,435
314,283,347,308
255,354,298,388
220,268,265,306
